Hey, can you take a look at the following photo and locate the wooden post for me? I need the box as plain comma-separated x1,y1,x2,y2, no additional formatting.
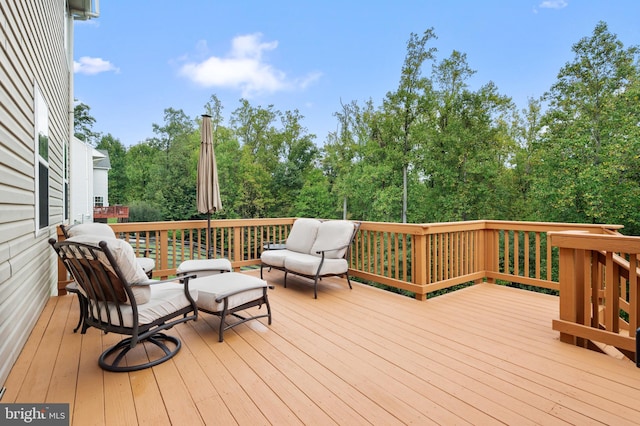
413,234,428,301
558,246,577,345
233,226,242,271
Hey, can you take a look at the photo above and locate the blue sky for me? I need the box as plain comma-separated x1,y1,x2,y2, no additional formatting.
73,0,640,147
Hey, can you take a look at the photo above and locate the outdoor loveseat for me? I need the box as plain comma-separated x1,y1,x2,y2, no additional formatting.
260,218,359,298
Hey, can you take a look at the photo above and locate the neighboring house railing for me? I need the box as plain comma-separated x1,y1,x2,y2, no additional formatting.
93,206,129,219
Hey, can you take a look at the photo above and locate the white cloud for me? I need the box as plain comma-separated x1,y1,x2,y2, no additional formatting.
539,0,568,9
74,56,119,75
179,33,321,97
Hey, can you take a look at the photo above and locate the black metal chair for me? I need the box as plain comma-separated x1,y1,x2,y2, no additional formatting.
49,236,198,372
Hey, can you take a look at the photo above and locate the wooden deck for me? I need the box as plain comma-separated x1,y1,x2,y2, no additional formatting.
4,270,640,425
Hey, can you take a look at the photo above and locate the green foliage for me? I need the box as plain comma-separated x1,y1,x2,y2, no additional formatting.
96,134,127,205
128,201,163,222
73,101,100,145
75,22,640,240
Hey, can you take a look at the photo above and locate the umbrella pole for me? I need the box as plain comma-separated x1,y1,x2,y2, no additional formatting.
207,213,212,259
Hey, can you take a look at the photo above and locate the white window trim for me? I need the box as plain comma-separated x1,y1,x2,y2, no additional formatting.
34,83,49,234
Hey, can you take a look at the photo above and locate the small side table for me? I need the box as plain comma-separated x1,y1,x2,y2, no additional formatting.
263,243,286,251
66,282,88,334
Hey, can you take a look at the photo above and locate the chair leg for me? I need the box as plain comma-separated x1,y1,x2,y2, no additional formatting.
313,276,319,299
99,333,181,372
284,270,288,288
260,263,264,279
218,313,227,343
72,299,83,333
346,273,353,289
266,292,273,325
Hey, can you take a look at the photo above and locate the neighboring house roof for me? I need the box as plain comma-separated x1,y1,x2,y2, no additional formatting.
94,149,111,169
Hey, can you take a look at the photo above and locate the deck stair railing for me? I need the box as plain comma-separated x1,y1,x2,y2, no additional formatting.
550,230,640,362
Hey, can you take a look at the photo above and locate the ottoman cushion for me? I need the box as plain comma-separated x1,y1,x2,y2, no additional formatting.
177,258,232,278
189,272,268,313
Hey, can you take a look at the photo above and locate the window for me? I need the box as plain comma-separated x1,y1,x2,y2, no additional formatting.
94,196,104,207
34,85,49,231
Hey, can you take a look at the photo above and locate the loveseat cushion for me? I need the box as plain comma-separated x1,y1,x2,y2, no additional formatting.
310,220,355,259
285,218,321,254
284,255,349,277
260,249,299,268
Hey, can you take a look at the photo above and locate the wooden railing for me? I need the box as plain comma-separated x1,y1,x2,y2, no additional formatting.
550,230,640,360
56,218,621,298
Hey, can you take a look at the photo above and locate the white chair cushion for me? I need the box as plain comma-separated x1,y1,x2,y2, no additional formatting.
285,218,321,254
310,220,355,259
284,255,349,276
260,249,298,268
136,257,156,274
93,282,198,327
188,273,268,313
66,222,117,239
67,223,155,276
177,259,232,277
66,235,152,304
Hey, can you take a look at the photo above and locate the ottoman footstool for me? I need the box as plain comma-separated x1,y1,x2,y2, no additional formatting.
188,272,272,342
176,258,232,278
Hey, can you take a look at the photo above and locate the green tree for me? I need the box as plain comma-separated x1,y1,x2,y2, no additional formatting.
530,21,640,233
73,101,100,145
381,29,437,222
322,100,366,219
270,110,319,217
293,168,335,218
420,50,514,222
124,142,160,205
96,134,127,205
145,108,198,220
230,100,279,216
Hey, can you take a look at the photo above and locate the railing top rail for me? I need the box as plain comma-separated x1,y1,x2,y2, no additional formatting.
107,218,624,236
550,230,640,252
110,218,298,232
359,219,623,235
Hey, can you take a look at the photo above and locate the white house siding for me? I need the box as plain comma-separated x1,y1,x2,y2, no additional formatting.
0,0,72,386
93,149,110,207
69,137,96,223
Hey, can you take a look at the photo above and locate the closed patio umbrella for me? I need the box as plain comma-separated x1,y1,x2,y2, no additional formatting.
197,114,222,258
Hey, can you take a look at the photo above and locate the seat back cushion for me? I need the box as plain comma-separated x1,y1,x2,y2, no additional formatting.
285,218,321,254
66,235,151,304
66,222,117,239
311,220,355,259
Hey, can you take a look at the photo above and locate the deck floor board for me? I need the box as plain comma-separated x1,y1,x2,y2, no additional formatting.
5,270,640,425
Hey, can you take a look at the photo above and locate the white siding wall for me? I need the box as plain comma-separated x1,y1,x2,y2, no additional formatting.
0,0,71,386
93,167,109,207
70,137,95,223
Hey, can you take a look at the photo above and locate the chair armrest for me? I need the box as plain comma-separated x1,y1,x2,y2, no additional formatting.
132,274,196,286
314,242,351,255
